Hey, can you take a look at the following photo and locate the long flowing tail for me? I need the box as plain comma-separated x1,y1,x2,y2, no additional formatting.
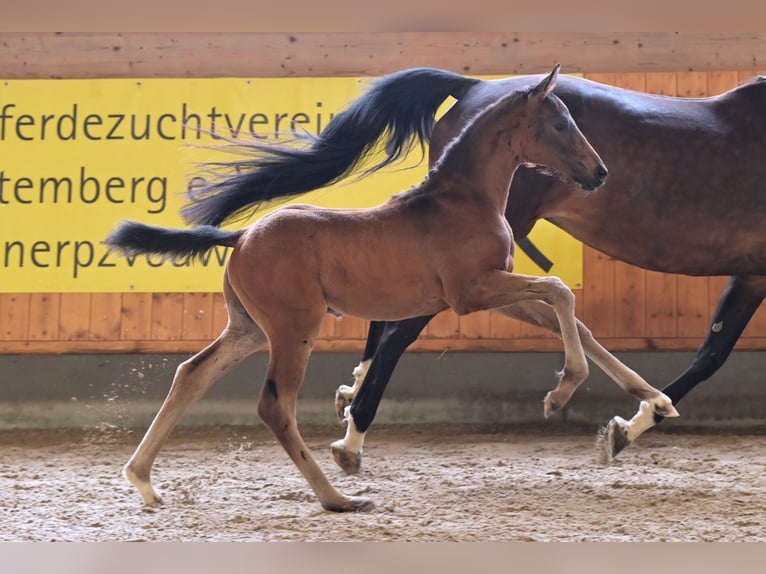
105,220,243,261
181,68,480,227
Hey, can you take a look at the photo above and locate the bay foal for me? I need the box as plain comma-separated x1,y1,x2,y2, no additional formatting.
106,66,673,511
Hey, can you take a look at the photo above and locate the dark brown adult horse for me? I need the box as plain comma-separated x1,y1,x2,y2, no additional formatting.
178,66,766,470
107,67,669,511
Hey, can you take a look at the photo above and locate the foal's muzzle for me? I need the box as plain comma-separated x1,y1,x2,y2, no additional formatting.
579,163,608,191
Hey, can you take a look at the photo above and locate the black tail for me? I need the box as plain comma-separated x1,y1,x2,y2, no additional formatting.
105,221,243,262
181,68,479,227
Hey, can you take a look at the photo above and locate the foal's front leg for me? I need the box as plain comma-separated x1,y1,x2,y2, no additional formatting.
452,271,588,416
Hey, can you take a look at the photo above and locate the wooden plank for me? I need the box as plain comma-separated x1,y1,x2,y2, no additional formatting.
458,311,491,339
211,293,228,337
707,70,739,95
644,71,677,96
489,310,523,340
332,316,367,340
581,245,615,339
120,293,153,341
738,69,766,84
89,293,122,341
317,315,337,341
150,293,185,340
3,33,766,79
642,72,679,338
675,276,710,338
611,73,647,338
644,271,678,338
26,293,60,341
58,293,92,341
9,335,766,355
181,292,214,341
0,293,30,341
425,310,460,339
518,317,555,339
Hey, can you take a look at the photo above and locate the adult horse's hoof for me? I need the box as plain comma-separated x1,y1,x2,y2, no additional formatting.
331,439,362,475
605,417,632,460
595,418,631,465
334,385,354,425
323,495,375,513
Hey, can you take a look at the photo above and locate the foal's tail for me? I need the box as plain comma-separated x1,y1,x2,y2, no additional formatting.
105,220,243,261
181,68,480,227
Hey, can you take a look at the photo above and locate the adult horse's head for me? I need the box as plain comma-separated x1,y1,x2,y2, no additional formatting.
521,64,608,191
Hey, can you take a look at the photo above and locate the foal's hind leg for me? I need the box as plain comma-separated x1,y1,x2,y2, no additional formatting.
124,280,266,505
258,316,375,512
497,301,678,418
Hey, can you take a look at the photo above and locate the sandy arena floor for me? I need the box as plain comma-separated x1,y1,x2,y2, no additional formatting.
2,424,765,542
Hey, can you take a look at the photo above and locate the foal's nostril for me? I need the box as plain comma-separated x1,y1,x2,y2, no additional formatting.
596,165,608,181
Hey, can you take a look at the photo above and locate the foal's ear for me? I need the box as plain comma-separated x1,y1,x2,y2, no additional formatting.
530,63,560,99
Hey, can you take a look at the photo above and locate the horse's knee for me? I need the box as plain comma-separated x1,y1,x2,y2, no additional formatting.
546,276,574,307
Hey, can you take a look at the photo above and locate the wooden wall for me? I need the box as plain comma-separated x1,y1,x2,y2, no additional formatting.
2,33,766,354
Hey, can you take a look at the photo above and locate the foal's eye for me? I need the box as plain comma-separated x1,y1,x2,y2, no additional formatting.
554,123,567,132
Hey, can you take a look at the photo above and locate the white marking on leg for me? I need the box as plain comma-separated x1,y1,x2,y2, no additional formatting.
341,408,366,453
337,359,371,400
352,359,371,391
621,400,659,442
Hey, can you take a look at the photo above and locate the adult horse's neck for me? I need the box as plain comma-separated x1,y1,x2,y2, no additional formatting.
427,92,530,214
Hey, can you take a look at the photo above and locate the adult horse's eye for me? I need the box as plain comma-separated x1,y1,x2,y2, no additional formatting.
554,123,567,132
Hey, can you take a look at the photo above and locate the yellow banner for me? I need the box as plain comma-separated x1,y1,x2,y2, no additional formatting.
0,77,582,293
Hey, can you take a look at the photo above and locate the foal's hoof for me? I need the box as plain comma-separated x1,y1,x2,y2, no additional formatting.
324,495,375,513
334,385,354,425
331,439,362,475
543,391,564,418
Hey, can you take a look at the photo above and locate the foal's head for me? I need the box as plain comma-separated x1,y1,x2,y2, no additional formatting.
500,64,608,191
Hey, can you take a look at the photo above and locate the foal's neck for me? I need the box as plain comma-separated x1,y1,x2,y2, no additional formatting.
428,97,529,214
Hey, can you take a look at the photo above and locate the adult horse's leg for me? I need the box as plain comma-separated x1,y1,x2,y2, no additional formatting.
605,275,766,458
258,311,375,512
334,320,387,422
331,315,433,474
124,279,267,505
496,301,677,416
